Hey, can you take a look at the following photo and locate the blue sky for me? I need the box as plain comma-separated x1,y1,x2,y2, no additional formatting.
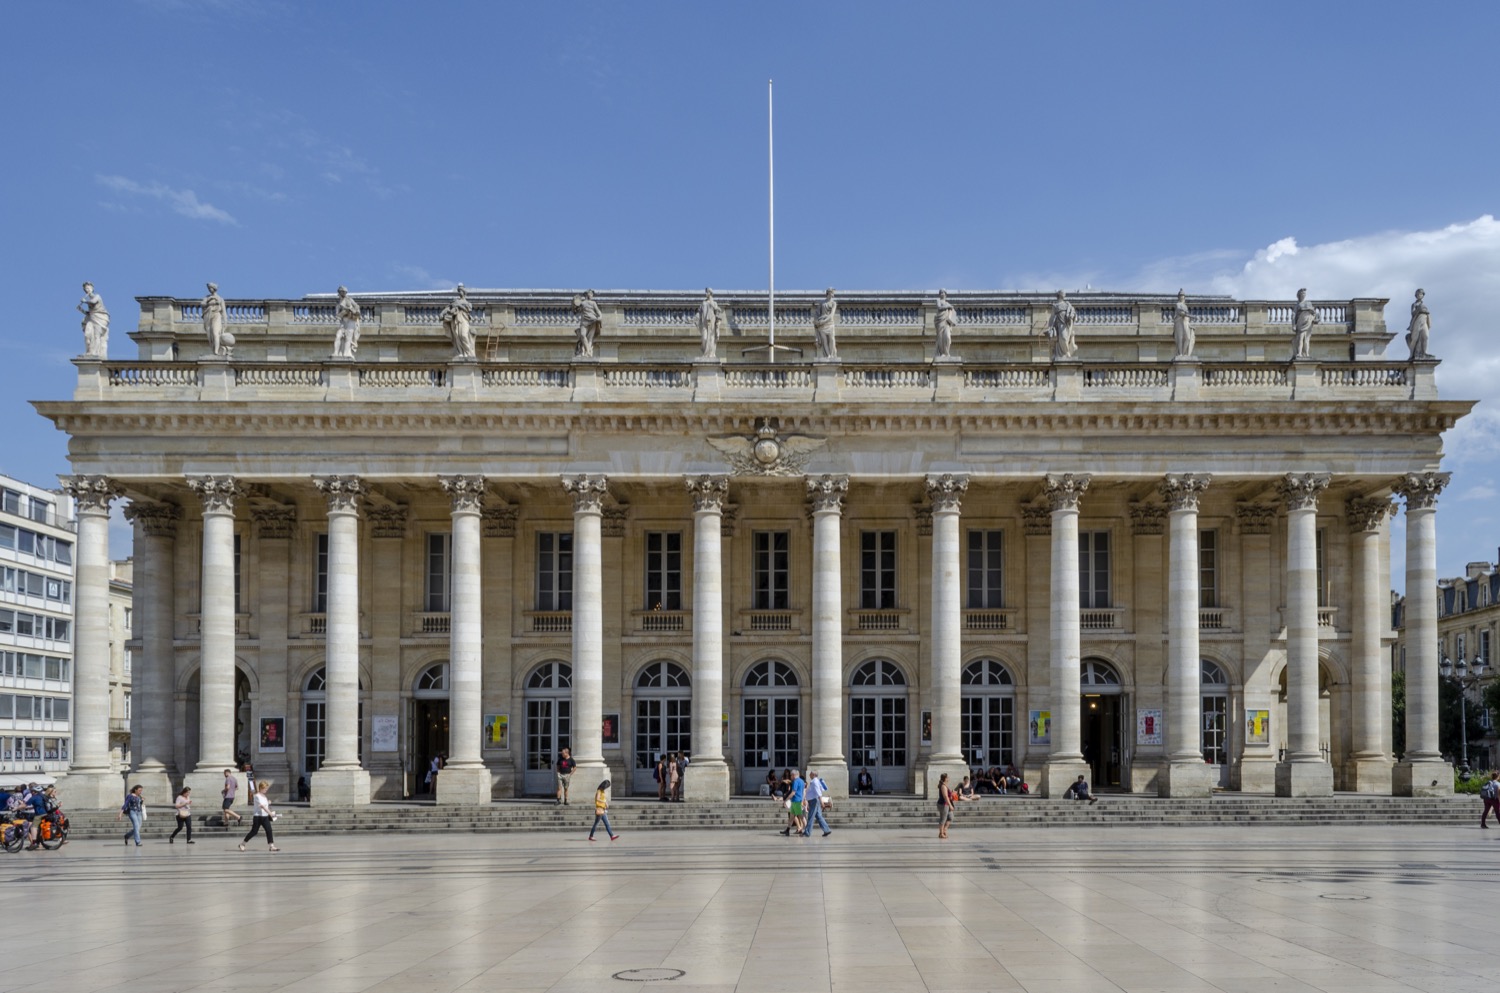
3,1,1499,581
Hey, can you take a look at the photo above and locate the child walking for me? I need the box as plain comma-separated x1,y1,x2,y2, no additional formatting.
589,780,620,841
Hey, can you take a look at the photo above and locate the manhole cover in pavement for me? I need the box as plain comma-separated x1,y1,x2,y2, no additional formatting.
1319,893,1370,901
613,968,685,982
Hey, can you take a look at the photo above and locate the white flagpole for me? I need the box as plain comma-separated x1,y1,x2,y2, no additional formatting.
768,78,776,362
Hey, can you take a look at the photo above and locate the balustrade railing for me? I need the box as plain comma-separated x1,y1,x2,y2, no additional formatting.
235,365,325,387
1264,303,1349,325
412,612,451,635
635,610,688,633
603,367,693,389
527,611,572,634
845,367,933,389
741,609,800,633
838,306,920,326
291,304,377,324
1083,367,1169,388
1203,365,1288,388
728,306,811,327
1076,305,1135,325
107,364,200,387
623,307,697,326
404,306,488,325
964,367,1051,389
1159,305,1243,325
963,609,1017,632
358,366,447,388
1080,609,1122,631
850,608,906,632
513,306,573,326
956,306,1028,326
1320,365,1407,388
723,367,814,389
481,366,571,389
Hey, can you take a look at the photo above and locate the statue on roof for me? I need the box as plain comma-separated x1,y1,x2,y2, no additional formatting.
697,288,726,360
332,286,361,358
440,284,476,360
813,287,839,360
203,282,233,357
1172,289,1195,359
933,289,957,360
1405,288,1432,360
1045,290,1078,360
78,281,109,358
1290,288,1319,359
573,289,603,358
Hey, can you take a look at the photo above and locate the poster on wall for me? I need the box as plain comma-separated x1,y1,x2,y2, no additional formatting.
258,717,286,753
372,715,399,752
1136,709,1163,746
602,713,621,749
1245,709,1270,745
1029,710,1051,745
920,710,932,745
482,714,509,751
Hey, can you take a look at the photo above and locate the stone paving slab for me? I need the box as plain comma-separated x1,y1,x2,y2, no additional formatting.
9,824,1499,993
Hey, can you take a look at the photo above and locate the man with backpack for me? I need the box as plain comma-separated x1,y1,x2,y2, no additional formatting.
1481,772,1500,828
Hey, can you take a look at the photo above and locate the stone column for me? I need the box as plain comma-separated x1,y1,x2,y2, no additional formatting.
180,475,243,801
1040,472,1091,797
684,475,731,801
122,500,181,802
1275,472,1333,796
1347,497,1396,792
1233,504,1278,792
807,474,849,795
251,507,294,799
57,476,124,808
310,475,371,805
438,475,491,804
563,474,609,784
1394,471,1453,796
925,473,970,797
1159,473,1215,796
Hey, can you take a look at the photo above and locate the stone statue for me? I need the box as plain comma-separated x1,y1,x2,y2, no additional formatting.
440,284,476,359
202,282,233,356
1045,290,1078,360
572,289,603,358
696,288,726,360
77,281,109,358
813,287,839,359
1405,288,1432,360
933,289,957,359
1291,288,1319,359
332,285,361,358
1172,289,1195,359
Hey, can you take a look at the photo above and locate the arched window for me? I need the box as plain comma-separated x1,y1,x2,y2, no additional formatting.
301,666,364,775
527,661,572,690
962,659,1015,686
850,660,908,787
741,660,799,788
961,658,1016,769
851,659,906,686
1201,659,1230,765
415,662,448,695
636,661,691,689
1081,659,1121,686
633,661,691,792
744,659,798,687
523,662,572,795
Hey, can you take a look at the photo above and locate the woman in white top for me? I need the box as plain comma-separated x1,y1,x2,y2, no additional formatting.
238,780,279,852
168,787,194,844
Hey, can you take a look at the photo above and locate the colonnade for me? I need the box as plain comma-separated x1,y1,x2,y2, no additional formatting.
55,469,1454,807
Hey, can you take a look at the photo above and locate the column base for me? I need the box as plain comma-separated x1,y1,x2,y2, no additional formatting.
1156,760,1216,797
808,757,848,799
55,769,126,810
435,765,493,805
571,759,609,794
1039,759,1090,798
1345,757,1396,794
923,757,970,799
1274,760,1333,797
1393,758,1453,797
683,759,731,802
1232,754,1277,792
310,767,372,806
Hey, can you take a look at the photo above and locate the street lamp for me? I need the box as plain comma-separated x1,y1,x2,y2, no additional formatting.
1438,654,1488,770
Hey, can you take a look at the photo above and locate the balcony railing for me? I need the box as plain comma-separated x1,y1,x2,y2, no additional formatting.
850,608,908,632
1080,609,1123,631
526,611,572,634
635,610,688,634
412,612,451,635
740,609,800,634
964,609,1018,632
1198,607,1234,631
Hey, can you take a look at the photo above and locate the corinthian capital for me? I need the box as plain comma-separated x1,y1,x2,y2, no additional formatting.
1346,496,1396,533
252,506,296,540
439,474,487,514
1159,473,1211,513
562,473,609,514
805,474,849,514
925,473,969,514
685,474,730,513
187,475,243,515
1276,472,1330,513
124,500,182,537
1044,472,1091,512
1394,471,1451,511
313,475,365,515
59,475,121,514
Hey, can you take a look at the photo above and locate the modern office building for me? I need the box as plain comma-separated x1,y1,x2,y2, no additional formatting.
34,285,1472,806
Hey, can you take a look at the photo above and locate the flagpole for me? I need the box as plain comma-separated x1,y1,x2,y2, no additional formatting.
744,78,800,361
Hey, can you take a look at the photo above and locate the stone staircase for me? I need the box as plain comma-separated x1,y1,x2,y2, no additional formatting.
56,794,1483,840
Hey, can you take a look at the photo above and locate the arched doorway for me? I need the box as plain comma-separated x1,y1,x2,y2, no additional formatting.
962,658,1016,771
524,661,571,796
849,659,908,791
740,659,799,793
632,660,691,794
1081,657,1126,788
299,666,366,781
410,662,449,795
182,663,255,773
1275,661,1336,766
1201,660,1231,787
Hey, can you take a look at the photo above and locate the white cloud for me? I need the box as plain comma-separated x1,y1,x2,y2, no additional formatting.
96,174,237,225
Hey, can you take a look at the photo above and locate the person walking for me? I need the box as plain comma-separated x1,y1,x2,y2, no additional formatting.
1481,771,1500,828
781,769,806,836
168,787,194,844
555,747,576,806
801,769,832,837
221,769,243,827
667,753,681,803
672,752,687,802
936,773,954,840
589,779,620,841
656,754,669,802
118,784,145,846
238,780,280,852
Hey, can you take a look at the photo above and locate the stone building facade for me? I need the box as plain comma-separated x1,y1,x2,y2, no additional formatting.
35,287,1472,806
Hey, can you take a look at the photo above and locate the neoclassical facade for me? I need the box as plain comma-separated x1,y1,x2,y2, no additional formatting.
36,287,1471,806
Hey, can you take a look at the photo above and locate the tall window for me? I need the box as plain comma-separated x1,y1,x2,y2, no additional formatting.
536,532,573,611
425,533,451,611
645,532,682,610
1315,529,1327,607
312,533,329,612
860,531,897,609
1199,529,1218,608
1078,531,1111,609
967,530,1003,609
1481,630,1492,664
752,531,789,610
1201,660,1230,765
233,533,242,614
1456,632,1468,663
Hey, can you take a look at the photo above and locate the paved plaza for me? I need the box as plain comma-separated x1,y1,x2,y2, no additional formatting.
13,823,1499,993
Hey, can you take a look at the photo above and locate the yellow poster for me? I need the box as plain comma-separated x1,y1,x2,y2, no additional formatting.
483,714,509,750
1245,709,1269,745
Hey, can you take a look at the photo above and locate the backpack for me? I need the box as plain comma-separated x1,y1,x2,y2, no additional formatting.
1483,780,1499,800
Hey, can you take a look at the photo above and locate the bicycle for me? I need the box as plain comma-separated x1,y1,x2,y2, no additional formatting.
1,814,30,853
34,810,67,850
